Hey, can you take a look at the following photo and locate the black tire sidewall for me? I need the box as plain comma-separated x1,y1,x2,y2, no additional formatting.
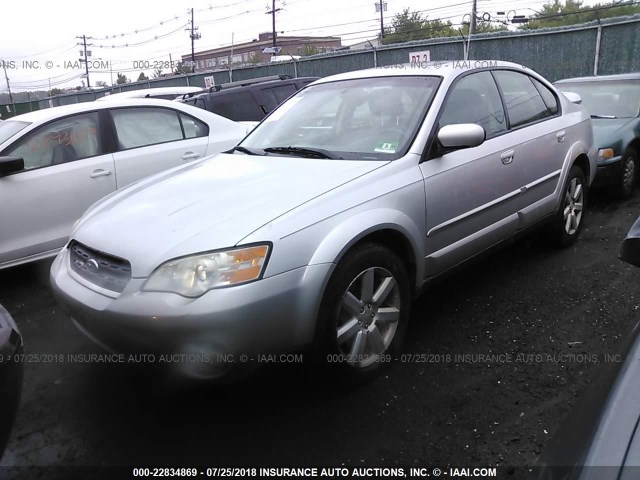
617,148,638,198
315,243,411,382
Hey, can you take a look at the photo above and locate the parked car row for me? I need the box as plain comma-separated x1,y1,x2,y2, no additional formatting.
5,60,640,468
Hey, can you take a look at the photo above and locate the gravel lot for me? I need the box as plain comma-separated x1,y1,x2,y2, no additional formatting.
1,189,639,478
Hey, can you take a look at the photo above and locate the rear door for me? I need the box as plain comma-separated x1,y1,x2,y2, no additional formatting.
492,70,567,225
109,106,210,187
0,111,115,266
420,71,521,277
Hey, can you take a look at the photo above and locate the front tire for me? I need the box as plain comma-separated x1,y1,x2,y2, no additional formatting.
612,148,638,199
315,243,411,385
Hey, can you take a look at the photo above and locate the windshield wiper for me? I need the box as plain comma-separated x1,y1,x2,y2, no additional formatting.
263,146,342,159
229,146,265,155
591,114,617,119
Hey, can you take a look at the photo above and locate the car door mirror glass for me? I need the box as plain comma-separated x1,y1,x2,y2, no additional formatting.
0,156,25,177
437,124,486,150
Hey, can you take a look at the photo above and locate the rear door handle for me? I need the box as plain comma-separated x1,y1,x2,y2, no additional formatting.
556,131,566,143
500,150,514,165
90,169,112,178
182,152,201,161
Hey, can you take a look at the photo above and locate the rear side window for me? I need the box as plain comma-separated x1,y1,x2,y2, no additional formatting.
493,70,553,128
180,113,208,139
111,108,183,150
531,78,559,115
272,84,297,103
211,90,264,121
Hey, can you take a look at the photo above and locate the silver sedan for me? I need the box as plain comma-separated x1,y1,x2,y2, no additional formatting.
50,61,596,382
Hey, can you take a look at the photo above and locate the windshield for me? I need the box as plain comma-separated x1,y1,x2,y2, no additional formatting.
0,120,30,145
556,80,640,118
240,76,440,160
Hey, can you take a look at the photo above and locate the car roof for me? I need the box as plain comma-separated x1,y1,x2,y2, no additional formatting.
312,60,527,84
555,72,640,83
10,98,198,123
96,87,204,101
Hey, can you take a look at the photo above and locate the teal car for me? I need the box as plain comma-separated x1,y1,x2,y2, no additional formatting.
555,73,640,198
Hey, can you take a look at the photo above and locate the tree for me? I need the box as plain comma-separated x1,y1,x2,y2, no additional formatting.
299,45,320,56
247,53,263,64
137,72,149,81
94,80,108,88
49,87,64,96
461,19,508,35
381,8,456,45
174,61,191,75
521,0,640,29
116,73,130,85
152,68,163,78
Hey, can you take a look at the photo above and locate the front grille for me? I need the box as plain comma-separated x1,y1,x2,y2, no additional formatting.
69,241,131,293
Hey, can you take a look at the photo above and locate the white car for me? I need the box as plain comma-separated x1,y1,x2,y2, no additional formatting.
0,99,251,269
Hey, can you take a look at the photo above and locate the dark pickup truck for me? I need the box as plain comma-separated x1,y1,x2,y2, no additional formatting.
179,75,319,122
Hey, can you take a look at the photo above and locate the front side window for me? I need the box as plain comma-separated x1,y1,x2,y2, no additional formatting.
439,71,507,137
240,76,440,160
493,70,553,128
531,78,559,115
111,107,183,150
4,112,101,170
554,80,640,118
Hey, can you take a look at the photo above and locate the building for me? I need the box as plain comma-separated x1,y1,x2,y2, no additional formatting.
183,32,342,71
347,39,381,50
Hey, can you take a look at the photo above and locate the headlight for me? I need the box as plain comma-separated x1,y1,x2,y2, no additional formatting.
143,244,270,297
598,148,615,161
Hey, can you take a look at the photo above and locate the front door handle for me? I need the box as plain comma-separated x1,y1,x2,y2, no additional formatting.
556,131,566,143
182,152,201,161
500,150,514,165
90,169,112,178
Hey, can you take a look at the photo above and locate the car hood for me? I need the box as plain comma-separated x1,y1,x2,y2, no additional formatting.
72,153,386,277
592,117,637,148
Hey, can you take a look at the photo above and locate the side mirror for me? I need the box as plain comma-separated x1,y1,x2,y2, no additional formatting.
561,91,582,105
437,123,486,150
0,156,24,177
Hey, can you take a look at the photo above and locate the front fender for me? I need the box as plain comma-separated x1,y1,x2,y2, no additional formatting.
308,208,424,288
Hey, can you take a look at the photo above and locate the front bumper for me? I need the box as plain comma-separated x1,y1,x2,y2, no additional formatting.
593,155,623,188
50,248,332,379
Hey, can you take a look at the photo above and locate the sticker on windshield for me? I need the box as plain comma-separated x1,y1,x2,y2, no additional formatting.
374,142,399,153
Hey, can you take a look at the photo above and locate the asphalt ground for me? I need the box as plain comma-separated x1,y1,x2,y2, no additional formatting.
1,188,639,479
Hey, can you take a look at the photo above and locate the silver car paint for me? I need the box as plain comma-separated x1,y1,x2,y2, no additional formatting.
50,62,597,373
0,100,251,269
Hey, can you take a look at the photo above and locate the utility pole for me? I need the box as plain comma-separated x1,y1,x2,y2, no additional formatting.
76,35,92,88
187,8,201,73
266,0,282,48
375,1,387,38
469,0,477,35
2,61,13,104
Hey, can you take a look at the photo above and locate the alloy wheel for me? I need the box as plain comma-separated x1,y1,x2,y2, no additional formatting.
563,177,584,235
335,267,401,368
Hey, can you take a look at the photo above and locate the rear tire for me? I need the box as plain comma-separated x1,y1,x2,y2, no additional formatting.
550,165,586,247
314,243,411,386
